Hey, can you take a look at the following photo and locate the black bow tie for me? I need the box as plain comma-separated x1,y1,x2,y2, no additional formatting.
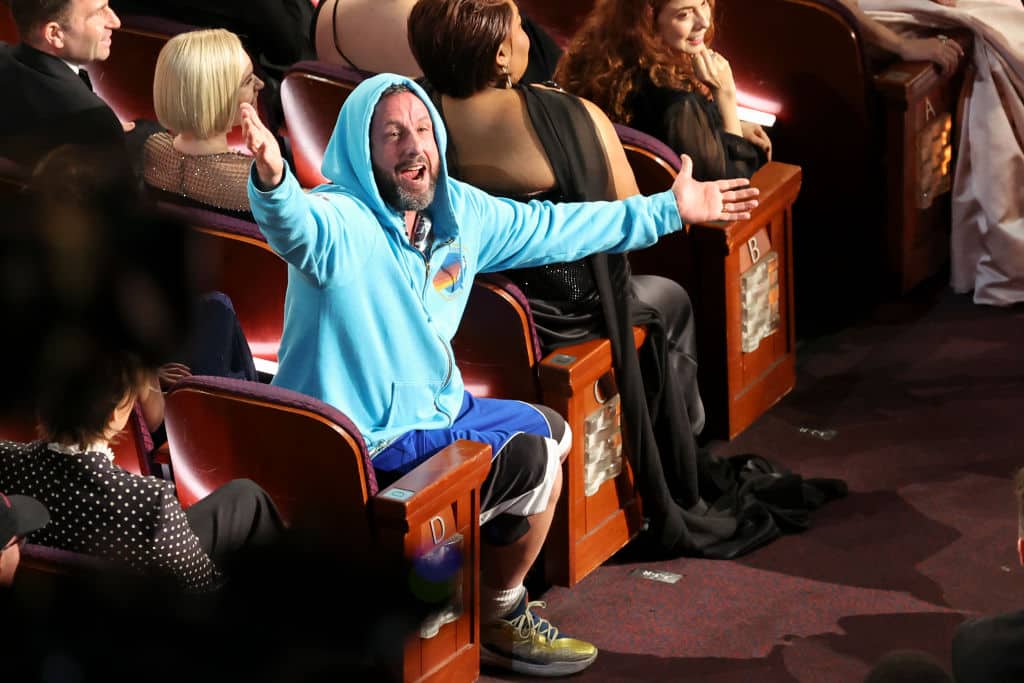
78,68,93,91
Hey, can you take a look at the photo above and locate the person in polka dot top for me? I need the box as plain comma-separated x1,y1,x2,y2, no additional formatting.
0,350,285,592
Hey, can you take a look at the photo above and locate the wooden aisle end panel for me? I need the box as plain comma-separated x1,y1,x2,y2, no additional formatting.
374,440,491,683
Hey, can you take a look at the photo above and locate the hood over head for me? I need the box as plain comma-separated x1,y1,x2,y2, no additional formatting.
320,73,455,231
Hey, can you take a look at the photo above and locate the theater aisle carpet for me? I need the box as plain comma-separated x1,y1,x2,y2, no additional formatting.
481,284,1024,682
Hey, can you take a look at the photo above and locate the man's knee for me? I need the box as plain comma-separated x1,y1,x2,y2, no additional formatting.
548,458,563,506
531,404,571,460
478,431,561,544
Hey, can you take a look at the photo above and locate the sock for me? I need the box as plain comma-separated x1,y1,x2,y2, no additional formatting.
480,584,526,623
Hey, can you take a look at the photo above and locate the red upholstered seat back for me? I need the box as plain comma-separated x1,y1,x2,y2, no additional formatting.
280,60,367,188
158,202,286,364
0,0,17,44
88,15,196,124
164,375,377,546
453,274,542,404
0,410,151,476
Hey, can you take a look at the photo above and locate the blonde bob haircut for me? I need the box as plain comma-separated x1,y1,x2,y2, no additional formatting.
153,28,249,139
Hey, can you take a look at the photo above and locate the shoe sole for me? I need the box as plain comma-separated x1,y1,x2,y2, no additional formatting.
480,645,598,677
420,607,460,639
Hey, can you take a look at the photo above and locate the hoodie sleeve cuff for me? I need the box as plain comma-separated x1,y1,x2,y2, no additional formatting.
651,189,684,235
248,159,293,195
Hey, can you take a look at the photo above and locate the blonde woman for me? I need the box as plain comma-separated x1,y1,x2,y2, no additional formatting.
144,29,263,213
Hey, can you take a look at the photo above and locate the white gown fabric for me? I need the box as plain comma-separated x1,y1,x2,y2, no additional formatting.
862,0,1024,305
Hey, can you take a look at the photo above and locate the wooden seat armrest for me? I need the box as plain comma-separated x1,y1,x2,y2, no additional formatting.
690,162,802,246
537,327,646,398
372,440,491,530
874,31,973,102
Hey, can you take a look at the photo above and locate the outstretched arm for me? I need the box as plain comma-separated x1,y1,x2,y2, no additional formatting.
671,154,759,224
470,157,759,272
242,103,374,285
836,0,964,75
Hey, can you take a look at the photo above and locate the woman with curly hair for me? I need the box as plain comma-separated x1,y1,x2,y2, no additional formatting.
554,0,769,182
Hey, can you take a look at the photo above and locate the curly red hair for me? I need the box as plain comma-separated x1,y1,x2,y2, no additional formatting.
554,0,716,124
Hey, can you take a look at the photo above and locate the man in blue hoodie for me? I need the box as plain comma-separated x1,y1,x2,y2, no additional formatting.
241,73,757,676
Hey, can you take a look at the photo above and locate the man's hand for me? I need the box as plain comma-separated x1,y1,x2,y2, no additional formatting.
740,121,772,161
898,34,964,75
671,154,759,224
241,102,284,189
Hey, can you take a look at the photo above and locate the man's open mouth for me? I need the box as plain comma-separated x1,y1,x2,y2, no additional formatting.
399,165,426,181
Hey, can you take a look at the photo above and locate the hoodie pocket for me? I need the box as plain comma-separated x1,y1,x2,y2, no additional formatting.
383,380,443,430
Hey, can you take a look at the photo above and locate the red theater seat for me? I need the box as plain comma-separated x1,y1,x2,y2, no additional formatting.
453,274,646,587
0,406,154,476
163,375,490,683
0,0,17,44
279,60,368,188
87,15,196,124
157,202,286,366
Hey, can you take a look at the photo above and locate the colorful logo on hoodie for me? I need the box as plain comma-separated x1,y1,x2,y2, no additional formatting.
433,243,466,299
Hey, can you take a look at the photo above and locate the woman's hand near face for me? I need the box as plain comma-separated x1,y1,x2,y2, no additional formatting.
692,46,742,135
691,46,736,98
740,121,772,161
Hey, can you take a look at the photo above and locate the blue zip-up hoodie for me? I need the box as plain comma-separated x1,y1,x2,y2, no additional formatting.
248,74,683,454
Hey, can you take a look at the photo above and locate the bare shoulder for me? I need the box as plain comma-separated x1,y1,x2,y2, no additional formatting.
576,96,620,142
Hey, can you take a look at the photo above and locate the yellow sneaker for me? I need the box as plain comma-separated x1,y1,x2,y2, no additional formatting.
480,595,598,677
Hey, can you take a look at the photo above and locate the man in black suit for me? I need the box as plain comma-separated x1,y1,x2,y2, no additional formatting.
0,0,144,166
951,467,1024,682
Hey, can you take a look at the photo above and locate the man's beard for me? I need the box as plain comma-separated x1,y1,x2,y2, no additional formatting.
373,160,438,212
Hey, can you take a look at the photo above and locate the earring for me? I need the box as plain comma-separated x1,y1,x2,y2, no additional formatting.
501,65,513,89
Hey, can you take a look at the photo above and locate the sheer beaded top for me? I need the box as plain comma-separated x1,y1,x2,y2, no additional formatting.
143,132,252,212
